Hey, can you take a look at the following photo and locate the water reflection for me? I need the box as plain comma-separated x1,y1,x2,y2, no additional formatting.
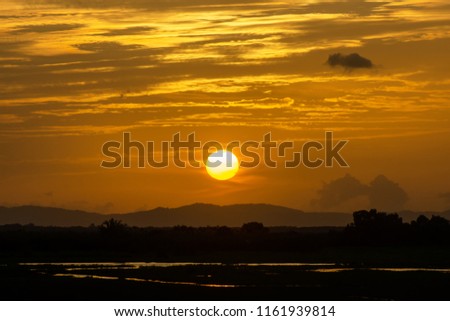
53,273,119,281
19,262,450,273
371,268,450,273
20,262,334,268
17,262,450,289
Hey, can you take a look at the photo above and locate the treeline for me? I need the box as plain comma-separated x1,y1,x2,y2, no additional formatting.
341,209,450,246
0,221,330,254
0,210,449,256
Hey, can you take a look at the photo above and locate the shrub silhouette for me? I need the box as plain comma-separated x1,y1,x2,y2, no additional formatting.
99,219,128,234
241,222,267,234
344,209,406,245
352,209,403,228
411,215,450,244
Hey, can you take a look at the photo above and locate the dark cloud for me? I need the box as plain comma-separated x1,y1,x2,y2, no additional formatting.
245,1,386,18
313,174,408,211
0,15,28,19
368,175,408,211
0,40,34,56
280,19,445,46
73,41,144,52
0,43,323,103
313,174,368,208
11,23,84,34
326,53,373,69
30,0,267,10
98,26,156,37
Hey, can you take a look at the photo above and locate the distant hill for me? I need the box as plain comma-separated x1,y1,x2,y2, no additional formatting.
107,203,351,227
0,204,448,227
0,206,103,227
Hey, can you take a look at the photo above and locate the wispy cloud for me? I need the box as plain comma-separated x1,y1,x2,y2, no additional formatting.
98,26,156,37
11,23,84,34
0,0,449,141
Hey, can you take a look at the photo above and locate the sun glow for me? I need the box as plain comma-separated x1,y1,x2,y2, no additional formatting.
205,150,239,181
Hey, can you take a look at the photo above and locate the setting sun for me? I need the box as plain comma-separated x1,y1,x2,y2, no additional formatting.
205,150,239,181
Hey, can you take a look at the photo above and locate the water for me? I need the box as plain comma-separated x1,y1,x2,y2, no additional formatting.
17,262,450,289
19,262,450,272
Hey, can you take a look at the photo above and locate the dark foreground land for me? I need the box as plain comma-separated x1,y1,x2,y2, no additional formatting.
1,209,449,300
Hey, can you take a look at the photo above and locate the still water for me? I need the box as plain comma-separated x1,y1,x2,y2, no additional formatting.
18,262,450,288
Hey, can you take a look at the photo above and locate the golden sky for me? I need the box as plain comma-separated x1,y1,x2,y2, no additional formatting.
1,0,449,213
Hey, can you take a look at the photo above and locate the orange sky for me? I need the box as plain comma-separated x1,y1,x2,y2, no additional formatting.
1,0,449,213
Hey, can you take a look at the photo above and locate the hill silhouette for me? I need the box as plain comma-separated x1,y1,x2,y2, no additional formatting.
0,206,101,226
0,203,449,227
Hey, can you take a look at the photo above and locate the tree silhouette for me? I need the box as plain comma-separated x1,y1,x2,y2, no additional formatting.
241,222,267,234
411,214,450,244
352,209,403,229
98,219,128,234
344,209,406,245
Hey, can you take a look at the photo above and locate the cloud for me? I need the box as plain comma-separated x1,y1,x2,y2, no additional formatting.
368,175,408,211
0,40,34,56
313,174,408,211
73,41,144,52
11,23,84,34
313,174,368,208
98,26,156,37
0,114,24,124
29,0,268,9
326,53,373,69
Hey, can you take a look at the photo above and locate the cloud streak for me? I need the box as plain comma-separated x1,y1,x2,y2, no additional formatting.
98,26,156,37
11,23,84,34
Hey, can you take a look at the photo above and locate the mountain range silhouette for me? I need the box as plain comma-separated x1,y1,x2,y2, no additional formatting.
1,203,449,227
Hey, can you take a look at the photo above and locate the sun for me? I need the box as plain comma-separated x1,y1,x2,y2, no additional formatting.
205,150,239,181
